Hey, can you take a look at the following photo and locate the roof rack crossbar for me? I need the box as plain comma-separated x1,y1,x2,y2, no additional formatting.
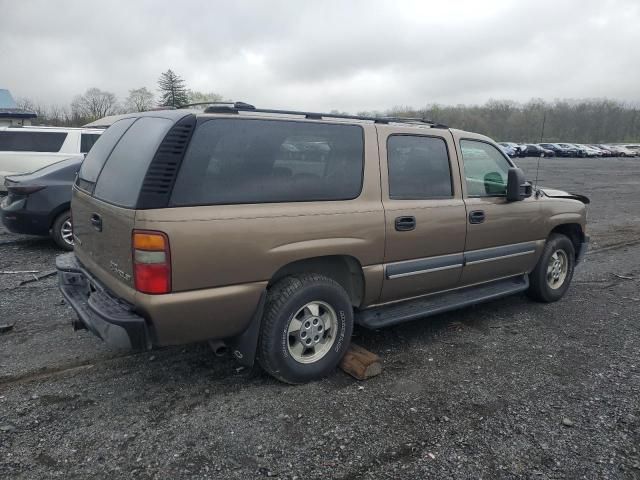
189,101,448,128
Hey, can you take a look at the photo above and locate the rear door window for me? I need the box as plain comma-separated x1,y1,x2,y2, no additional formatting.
0,131,67,152
78,118,136,188
80,133,102,153
93,117,173,207
170,119,364,206
387,135,453,199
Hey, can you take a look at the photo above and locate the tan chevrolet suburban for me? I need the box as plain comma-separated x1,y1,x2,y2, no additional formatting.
56,103,589,384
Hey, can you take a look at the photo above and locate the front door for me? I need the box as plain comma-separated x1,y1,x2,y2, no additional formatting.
378,126,467,303
454,134,546,286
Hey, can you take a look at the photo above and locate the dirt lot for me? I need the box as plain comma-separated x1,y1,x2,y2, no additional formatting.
1,157,639,479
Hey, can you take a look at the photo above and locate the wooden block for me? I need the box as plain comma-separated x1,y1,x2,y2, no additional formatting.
340,343,382,380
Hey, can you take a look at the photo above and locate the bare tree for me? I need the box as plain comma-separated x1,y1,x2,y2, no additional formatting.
71,88,118,121
125,87,155,112
15,97,46,117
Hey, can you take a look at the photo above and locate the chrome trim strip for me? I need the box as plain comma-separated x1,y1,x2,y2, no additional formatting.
465,250,535,265
385,252,463,279
384,240,541,280
387,263,463,279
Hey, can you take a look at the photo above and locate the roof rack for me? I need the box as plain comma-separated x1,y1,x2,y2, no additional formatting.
180,101,448,128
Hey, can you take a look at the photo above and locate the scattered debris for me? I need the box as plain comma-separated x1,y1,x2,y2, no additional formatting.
0,270,39,274
340,343,382,380
561,417,575,427
0,424,16,433
18,270,57,286
611,273,634,280
0,324,15,334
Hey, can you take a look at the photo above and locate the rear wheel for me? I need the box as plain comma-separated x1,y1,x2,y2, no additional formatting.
51,210,73,251
257,274,353,384
527,234,575,302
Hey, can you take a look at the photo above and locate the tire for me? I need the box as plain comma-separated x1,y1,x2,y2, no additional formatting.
51,210,74,251
527,233,575,303
257,274,354,384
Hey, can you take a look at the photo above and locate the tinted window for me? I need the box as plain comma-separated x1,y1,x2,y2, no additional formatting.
460,140,512,196
0,131,67,152
80,133,101,154
170,119,364,206
387,135,452,199
93,117,173,207
79,118,136,186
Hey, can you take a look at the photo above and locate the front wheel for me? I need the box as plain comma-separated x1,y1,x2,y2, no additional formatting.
51,210,74,251
527,234,575,302
257,274,353,384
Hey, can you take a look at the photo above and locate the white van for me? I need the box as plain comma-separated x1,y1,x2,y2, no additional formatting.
0,126,104,191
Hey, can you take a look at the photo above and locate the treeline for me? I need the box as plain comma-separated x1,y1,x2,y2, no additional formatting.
360,99,640,143
17,69,223,127
17,74,640,142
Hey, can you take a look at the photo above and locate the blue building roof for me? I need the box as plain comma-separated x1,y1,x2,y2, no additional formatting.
0,89,18,109
0,89,37,119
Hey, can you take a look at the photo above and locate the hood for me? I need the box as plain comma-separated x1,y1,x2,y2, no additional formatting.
540,187,590,204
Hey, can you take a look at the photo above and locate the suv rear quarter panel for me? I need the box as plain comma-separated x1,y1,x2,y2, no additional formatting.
134,122,385,343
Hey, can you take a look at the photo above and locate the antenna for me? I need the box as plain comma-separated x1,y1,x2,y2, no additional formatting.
533,152,542,194
534,109,546,194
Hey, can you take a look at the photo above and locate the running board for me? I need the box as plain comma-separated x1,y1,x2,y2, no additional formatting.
355,275,529,329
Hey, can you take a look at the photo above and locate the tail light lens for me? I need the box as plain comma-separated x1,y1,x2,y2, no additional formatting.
7,184,46,195
132,230,171,294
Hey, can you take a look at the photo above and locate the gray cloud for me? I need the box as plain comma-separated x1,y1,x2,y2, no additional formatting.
0,0,638,112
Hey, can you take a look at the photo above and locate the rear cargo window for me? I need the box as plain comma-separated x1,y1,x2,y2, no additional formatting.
0,131,67,152
93,117,173,207
78,118,136,186
170,119,364,206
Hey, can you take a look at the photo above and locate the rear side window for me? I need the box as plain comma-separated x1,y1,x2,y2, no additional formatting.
80,133,101,153
0,131,67,152
93,117,173,207
387,135,453,199
78,118,136,186
170,119,364,206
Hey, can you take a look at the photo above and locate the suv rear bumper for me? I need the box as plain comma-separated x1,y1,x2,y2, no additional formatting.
56,252,150,350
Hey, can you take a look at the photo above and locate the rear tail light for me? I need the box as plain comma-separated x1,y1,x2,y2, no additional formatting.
132,230,171,294
6,184,46,195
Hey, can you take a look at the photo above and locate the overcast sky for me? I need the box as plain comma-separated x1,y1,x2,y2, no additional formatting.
1,0,638,112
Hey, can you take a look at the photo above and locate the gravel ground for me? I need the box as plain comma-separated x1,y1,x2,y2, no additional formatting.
1,157,639,479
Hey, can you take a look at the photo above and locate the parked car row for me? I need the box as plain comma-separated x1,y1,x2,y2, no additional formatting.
498,142,640,158
0,125,104,248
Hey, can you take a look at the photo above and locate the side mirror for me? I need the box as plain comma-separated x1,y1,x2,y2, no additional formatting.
506,167,533,202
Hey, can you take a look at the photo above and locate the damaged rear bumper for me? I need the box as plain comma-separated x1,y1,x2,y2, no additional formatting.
56,252,150,350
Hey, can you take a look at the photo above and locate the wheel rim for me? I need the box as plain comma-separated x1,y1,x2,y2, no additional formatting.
287,301,337,364
60,218,74,246
546,249,568,289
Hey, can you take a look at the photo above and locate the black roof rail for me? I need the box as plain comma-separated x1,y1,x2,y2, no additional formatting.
189,101,448,128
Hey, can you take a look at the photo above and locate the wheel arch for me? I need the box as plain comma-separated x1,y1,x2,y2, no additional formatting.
48,202,71,230
549,223,584,260
268,255,365,308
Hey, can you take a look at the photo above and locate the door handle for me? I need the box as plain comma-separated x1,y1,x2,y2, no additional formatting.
90,213,102,232
469,210,485,224
395,216,416,231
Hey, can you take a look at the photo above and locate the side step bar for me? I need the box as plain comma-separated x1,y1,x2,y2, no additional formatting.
355,275,529,329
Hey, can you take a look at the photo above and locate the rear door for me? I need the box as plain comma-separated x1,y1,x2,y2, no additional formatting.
72,116,174,299
377,126,467,303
